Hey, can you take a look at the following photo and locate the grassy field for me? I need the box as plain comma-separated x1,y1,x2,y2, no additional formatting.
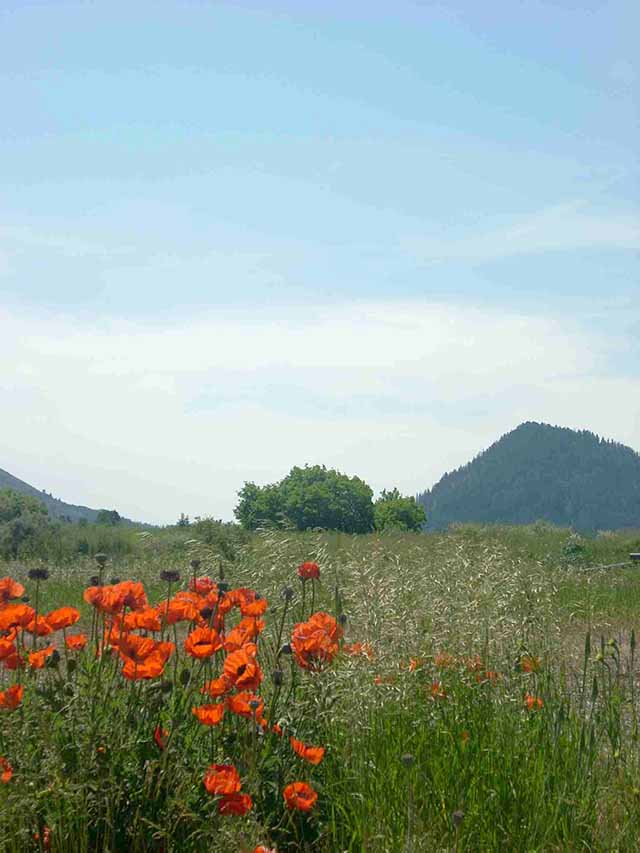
1,524,640,851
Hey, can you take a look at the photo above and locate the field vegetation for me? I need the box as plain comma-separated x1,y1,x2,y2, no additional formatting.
1,522,640,851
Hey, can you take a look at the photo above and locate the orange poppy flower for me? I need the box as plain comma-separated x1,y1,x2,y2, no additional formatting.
189,576,217,595
83,586,104,609
0,684,24,710
203,763,242,796
65,633,87,651
46,607,81,631
192,703,225,726
291,612,342,671
0,756,12,783
223,623,256,652
254,846,277,853
124,607,161,632
184,626,222,659
0,638,17,661
201,675,232,697
525,693,543,710
117,633,157,664
297,562,320,580
218,792,253,815
2,651,24,671
23,616,53,637
430,680,447,700
283,781,318,812
0,603,35,631
272,722,284,736
343,642,374,659
154,725,169,750
240,597,268,618
520,655,541,673
226,691,264,719
28,645,55,669
157,596,200,625
121,642,174,680
290,736,325,765
223,648,263,692
0,577,25,602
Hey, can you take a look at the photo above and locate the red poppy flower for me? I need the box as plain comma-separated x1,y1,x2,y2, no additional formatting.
0,684,24,710
0,756,12,783
218,792,253,815
28,645,55,669
2,651,24,671
46,607,81,631
525,693,543,710
283,781,318,812
154,725,169,750
203,764,242,796
223,648,263,692
226,691,264,719
201,675,232,697
0,603,35,631
297,562,320,580
254,846,277,853
65,633,87,651
0,577,25,603
184,626,222,659
0,638,17,661
124,607,162,632
290,736,325,765
189,576,217,595
192,703,225,726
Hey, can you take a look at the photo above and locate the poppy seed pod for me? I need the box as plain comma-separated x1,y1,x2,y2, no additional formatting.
279,643,292,656
338,614,348,626
109,577,121,585
21,595,30,603
401,753,415,768
452,810,465,829
95,553,108,567
160,570,181,583
89,576,101,587
189,559,201,570
272,669,284,687
249,699,261,711
28,568,49,581
281,586,294,601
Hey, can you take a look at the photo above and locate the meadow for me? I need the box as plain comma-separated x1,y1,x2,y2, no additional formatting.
2,523,640,852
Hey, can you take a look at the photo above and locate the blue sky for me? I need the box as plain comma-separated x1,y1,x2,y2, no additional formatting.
1,1,638,523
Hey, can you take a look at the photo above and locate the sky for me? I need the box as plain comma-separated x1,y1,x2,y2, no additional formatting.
1,0,638,525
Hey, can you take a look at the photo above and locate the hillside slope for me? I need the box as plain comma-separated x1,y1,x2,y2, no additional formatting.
418,422,640,531
1,467,103,523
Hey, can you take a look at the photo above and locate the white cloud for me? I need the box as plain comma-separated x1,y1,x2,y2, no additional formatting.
1,301,638,524
407,202,640,263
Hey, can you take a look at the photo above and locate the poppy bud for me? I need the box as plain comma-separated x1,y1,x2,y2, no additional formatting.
109,577,121,585
179,668,191,687
272,669,284,686
21,595,30,603
281,587,294,601
28,568,49,581
46,650,61,668
279,643,292,656
160,570,181,583
452,810,464,829
401,753,415,768
189,559,201,570
338,614,348,626
95,553,108,567
89,576,101,587
218,582,229,593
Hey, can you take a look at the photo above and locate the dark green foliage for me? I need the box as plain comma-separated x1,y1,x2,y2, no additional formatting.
418,422,640,532
0,488,50,558
235,464,375,533
96,508,121,526
374,488,426,532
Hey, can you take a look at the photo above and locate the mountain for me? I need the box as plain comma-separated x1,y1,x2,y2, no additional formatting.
1,467,108,523
418,422,640,532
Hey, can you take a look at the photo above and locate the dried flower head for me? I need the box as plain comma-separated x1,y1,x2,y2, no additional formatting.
94,553,108,567
281,586,294,601
160,570,181,583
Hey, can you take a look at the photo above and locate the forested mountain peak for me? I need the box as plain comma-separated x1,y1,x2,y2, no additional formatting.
418,422,640,531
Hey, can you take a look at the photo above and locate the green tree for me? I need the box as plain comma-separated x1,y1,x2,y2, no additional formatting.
96,509,121,526
0,489,50,558
374,488,426,532
235,465,375,533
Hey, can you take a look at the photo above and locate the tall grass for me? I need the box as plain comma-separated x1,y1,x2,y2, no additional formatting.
1,526,640,851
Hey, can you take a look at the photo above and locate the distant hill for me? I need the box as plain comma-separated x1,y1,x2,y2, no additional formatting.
0,467,124,524
418,422,640,532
